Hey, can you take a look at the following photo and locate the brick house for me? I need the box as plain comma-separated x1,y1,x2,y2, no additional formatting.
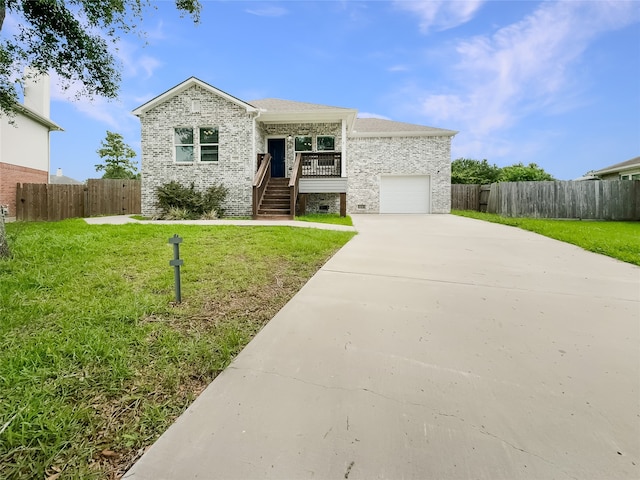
592,156,640,181
0,74,63,217
133,77,456,218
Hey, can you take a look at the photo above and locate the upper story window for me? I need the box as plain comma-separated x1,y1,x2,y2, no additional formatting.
200,128,219,162
295,136,312,152
175,128,194,162
317,136,335,151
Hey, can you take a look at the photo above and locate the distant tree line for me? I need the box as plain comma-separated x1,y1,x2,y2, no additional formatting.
451,158,555,184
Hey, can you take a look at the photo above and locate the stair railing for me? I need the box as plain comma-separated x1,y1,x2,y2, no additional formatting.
289,153,302,219
253,153,272,219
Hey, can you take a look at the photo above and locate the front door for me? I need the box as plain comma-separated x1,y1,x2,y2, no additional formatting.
268,138,286,178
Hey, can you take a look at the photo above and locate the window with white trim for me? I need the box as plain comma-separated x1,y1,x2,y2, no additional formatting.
200,127,219,162
295,136,312,152
174,128,194,162
174,127,220,163
317,136,335,151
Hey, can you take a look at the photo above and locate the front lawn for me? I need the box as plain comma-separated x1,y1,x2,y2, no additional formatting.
295,213,353,226
452,210,640,266
0,220,354,479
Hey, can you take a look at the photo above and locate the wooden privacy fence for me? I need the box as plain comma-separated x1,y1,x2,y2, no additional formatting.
452,180,640,220
16,179,141,221
488,180,639,220
451,184,491,212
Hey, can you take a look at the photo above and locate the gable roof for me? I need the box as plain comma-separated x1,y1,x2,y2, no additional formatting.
249,98,354,113
132,77,455,137
352,117,457,137
249,97,358,129
49,173,83,184
592,156,640,175
132,77,259,116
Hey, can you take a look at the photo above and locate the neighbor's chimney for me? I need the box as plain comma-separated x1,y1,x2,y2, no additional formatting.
56,168,63,177
23,68,51,119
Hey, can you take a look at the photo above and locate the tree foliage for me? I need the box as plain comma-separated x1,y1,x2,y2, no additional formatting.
0,0,201,115
95,130,139,179
451,158,501,184
498,162,555,182
452,158,555,184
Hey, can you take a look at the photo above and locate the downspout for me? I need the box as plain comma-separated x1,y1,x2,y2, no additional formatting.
251,109,262,172
341,118,347,178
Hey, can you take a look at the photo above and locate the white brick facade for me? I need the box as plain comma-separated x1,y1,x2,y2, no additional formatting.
135,78,455,217
261,123,342,176
139,85,256,217
346,136,452,214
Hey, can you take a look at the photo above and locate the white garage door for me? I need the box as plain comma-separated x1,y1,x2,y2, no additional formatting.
380,175,431,214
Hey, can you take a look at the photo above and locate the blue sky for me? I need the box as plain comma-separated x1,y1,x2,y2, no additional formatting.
6,0,640,181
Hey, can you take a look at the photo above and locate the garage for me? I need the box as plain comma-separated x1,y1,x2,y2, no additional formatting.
379,175,431,213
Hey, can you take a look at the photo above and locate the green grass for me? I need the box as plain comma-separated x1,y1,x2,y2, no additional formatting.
452,210,640,266
295,213,353,226
0,220,354,479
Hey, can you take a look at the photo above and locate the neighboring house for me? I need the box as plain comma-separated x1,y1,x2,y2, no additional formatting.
592,156,640,180
0,74,63,216
49,168,83,185
133,77,456,218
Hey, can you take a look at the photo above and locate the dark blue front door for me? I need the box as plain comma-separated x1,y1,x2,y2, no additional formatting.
268,138,286,178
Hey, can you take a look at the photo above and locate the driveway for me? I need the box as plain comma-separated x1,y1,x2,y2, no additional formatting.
125,214,639,480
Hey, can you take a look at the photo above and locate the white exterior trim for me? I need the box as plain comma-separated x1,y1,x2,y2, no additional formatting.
133,77,258,116
341,119,347,177
350,130,456,138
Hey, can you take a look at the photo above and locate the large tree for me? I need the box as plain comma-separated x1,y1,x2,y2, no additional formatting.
0,0,201,115
95,130,139,179
498,162,555,182
451,158,502,184
452,158,555,184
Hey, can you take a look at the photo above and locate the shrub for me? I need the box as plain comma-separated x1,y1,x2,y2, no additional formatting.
156,181,228,219
164,207,192,220
201,209,219,220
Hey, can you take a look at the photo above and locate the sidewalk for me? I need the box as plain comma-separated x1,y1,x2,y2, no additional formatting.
83,215,356,232
124,214,639,480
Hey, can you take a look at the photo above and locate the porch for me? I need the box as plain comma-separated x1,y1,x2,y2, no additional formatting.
253,153,347,219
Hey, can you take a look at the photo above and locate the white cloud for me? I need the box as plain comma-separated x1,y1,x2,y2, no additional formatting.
113,40,162,79
404,1,640,158
394,0,485,33
50,71,139,130
245,6,288,17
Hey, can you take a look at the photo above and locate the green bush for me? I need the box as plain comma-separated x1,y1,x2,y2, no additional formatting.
156,182,228,219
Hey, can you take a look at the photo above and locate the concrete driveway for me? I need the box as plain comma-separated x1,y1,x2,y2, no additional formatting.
125,214,639,480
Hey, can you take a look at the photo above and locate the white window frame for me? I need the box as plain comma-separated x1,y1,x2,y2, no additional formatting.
294,135,313,153
173,126,221,164
316,135,335,152
199,127,219,162
174,127,194,163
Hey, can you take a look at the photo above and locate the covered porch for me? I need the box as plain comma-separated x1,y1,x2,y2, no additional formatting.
252,152,347,219
249,99,356,219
